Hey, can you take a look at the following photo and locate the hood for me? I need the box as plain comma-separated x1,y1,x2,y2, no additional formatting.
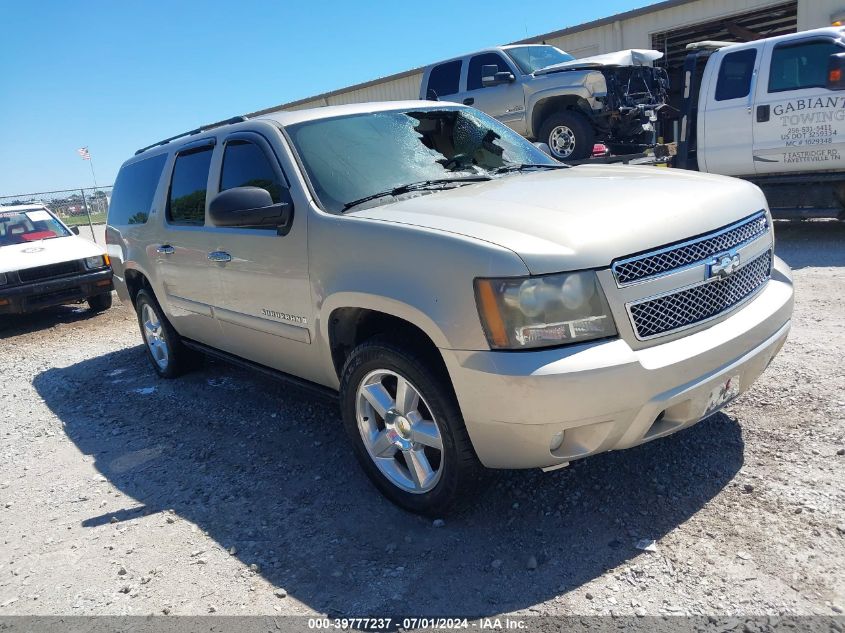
0,234,105,275
349,166,768,275
535,49,663,74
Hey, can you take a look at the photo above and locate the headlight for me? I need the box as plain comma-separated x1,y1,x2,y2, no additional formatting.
474,271,617,350
84,255,109,270
0,272,7,286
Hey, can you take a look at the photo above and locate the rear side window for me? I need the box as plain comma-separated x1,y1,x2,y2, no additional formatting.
108,154,167,225
167,147,213,225
426,60,461,98
769,40,842,92
467,53,509,90
220,141,283,203
715,49,757,101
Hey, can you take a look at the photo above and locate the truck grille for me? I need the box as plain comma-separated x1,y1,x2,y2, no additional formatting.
613,212,769,286
628,250,772,340
17,260,82,283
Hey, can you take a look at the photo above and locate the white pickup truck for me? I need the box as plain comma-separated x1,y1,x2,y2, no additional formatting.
675,26,845,219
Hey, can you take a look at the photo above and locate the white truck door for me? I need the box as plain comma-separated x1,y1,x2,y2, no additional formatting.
698,46,761,176
752,36,845,175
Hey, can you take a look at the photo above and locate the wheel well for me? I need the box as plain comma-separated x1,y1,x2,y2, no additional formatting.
532,95,593,139
329,308,446,379
124,269,151,306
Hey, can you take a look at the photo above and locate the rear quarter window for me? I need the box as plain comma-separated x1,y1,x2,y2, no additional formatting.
108,154,168,226
715,49,757,101
426,60,462,99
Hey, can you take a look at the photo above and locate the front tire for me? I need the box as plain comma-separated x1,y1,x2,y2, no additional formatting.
339,337,485,515
87,292,113,312
538,110,595,161
134,288,193,378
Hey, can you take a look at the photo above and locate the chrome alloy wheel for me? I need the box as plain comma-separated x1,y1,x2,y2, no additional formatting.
141,303,169,370
549,124,577,158
355,369,444,494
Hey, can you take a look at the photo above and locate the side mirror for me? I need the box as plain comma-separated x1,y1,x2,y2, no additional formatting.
828,52,845,90
533,142,553,157
481,65,515,87
209,186,293,233
70,226,80,235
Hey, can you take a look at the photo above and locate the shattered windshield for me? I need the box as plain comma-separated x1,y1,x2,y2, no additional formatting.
0,208,71,246
287,107,556,213
505,46,575,74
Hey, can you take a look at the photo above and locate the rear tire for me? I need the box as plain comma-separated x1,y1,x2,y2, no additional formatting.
538,110,595,161
87,292,112,312
134,288,194,378
339,336,486,515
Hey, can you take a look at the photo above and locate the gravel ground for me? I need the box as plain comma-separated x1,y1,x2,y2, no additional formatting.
0,220,842,619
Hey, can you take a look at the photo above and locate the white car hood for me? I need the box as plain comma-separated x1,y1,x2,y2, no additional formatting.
0,235,104,275
349,166,768,275
535,49,663,74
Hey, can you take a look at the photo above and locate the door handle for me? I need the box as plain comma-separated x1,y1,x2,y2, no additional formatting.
756,104,770,122
207,251,232,263
463,98,474,105
156,245,174,255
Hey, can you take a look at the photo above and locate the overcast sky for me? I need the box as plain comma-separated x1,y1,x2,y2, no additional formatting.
0,0,659,194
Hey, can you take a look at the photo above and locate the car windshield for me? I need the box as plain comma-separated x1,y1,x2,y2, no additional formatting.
0,208,71,246
505,46,575,74
287,107,557,213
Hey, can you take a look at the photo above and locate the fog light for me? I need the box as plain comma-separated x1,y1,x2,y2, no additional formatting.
549,431,564,451
0,299,9,306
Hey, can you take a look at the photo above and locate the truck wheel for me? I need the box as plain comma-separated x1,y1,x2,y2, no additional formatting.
87,292,112,312
539,110,595,160
339,336,486,515
134,288,193,378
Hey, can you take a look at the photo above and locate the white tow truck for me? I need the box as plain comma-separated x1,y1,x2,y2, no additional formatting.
675,26,845,219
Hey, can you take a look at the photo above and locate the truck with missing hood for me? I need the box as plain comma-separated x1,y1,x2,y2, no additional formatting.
419,44,669,161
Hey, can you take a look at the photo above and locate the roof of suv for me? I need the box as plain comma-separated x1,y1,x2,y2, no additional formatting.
133,100,455,157
256,99,451,126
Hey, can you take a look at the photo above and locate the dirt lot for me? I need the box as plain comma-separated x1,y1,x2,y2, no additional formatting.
0,221,843,619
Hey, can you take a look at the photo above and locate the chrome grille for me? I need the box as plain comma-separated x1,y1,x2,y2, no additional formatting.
613,212,769,285
628,250,772,340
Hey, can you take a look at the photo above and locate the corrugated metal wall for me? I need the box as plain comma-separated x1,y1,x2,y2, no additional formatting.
268,0,840,113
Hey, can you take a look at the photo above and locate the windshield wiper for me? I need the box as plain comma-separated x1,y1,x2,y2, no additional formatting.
342,176,492,212
493,163,569,175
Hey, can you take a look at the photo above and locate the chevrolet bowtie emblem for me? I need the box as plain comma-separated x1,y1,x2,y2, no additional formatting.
707,251,741,279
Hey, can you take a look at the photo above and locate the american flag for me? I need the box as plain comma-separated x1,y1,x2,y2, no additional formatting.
77,147,90,160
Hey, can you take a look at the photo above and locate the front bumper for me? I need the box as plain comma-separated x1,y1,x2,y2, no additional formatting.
441,257,793,469
0,268,113,315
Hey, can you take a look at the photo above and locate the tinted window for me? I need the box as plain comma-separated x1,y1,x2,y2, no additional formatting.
167,147,212,225
426,61,461,98
108,154,167,225
769,40,842,92
220,141,283,203
715,49,757,101
468,53,509,90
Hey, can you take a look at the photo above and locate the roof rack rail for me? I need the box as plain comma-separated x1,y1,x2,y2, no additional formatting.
135,115,249,155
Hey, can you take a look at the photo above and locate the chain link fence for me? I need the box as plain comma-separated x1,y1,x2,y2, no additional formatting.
0,186,113,242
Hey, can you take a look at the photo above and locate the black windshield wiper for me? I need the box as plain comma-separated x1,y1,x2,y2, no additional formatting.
342,176,492,212
493,163,569,174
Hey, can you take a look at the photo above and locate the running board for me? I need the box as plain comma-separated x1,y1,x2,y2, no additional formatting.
182,339,339,402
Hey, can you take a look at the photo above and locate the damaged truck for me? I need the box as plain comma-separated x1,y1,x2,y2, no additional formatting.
419,44,669,160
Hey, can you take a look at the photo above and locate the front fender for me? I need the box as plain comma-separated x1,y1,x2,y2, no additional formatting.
526,87,595,137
